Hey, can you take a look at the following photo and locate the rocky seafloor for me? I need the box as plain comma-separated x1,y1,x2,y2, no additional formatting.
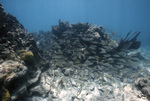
1,3,150,101
22,48,150,101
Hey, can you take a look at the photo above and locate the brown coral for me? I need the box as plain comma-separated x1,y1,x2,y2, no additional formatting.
2,89,10,101
19,50,34,65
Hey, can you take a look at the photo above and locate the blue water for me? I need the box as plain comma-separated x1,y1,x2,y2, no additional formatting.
0,0,150,47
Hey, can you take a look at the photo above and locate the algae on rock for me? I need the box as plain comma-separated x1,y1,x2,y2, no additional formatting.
2,89,10,101
19,49,34,65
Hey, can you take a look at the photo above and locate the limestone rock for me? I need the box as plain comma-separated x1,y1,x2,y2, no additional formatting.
0,60,27,85
135,78,150,99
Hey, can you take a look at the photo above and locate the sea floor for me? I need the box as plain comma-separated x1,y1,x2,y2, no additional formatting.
22,47,150,101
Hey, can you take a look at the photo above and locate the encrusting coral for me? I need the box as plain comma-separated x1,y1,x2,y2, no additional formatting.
2,89,10,101
19,49,34,65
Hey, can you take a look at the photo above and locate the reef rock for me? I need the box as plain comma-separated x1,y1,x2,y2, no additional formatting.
0,60,28,100
0,60,27,86
0,4,41,61
135,78,150,99
0,3,42,101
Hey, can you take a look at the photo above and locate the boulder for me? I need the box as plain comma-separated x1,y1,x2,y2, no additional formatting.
135,78,150,99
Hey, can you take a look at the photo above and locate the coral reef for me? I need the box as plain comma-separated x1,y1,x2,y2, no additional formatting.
0,3,43,100
34,20,142,67
0,4,6,29
0,3,149,101
30,20,149,101
0,3,40,62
